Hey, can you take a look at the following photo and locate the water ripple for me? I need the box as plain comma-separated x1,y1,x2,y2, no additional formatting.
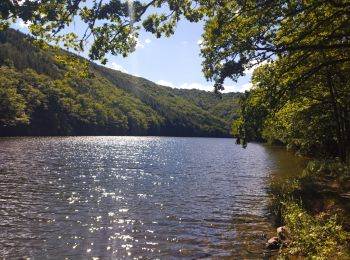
0,137,303,258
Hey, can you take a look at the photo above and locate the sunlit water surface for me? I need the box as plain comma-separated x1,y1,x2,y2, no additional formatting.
0,137,304,259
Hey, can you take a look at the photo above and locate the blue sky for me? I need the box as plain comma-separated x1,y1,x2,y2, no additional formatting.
13,16,253,93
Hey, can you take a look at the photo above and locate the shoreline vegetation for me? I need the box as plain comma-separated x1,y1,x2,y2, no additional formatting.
267,158,350,259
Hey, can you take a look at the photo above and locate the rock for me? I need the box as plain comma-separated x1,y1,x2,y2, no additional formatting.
340,192,350,199
277,226,291,246
277,226,290,240
266,236,280,250
266,226,292,250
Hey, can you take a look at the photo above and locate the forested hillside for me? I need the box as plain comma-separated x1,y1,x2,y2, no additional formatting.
0,29,238,137
171,89,241,123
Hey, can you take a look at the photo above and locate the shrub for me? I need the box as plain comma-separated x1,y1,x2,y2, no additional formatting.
280,199,350,259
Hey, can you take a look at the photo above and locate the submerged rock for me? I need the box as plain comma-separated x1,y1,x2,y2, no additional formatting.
266,236,280,250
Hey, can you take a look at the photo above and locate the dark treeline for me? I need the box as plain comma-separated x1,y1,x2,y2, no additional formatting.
0,29,239,137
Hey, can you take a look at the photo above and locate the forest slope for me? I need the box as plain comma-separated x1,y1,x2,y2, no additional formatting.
0,29,239,137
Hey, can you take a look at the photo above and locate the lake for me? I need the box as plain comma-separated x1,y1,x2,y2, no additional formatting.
0,137,304,259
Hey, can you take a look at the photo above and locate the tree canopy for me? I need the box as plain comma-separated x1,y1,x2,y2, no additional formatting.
0,0,205,63
2,1,350,90
200,0,350,90
225,1,350,161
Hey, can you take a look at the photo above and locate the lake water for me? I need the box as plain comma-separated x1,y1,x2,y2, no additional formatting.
0,137,304,259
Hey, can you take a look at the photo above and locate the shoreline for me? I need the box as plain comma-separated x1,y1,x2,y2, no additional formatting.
267,159,350,258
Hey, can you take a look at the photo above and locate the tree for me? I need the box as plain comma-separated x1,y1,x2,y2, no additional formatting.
231,90,267,147
0,75,29,126
0,0,204,64
200,0,350,91
233,52,350,160
2,1,350,83
196,0,350,160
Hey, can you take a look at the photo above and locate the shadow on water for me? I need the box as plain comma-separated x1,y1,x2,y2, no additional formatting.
228,144,307,259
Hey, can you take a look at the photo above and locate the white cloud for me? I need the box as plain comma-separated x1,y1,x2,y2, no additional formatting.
17,0,35,6
156,80,174,88
234,83,253,92
17,19,32,28
196,39,204,48
135,38,152,48
157,80,210,91
156,80,253,93
197,39,203,45
135,38,145,49
178,83,211,91
107,62,128,73
245,60,269,74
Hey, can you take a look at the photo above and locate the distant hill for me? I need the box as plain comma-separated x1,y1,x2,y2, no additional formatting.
170,89,241,123
0,29,241,137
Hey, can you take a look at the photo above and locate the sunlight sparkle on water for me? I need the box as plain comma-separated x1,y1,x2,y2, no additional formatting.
0,136,304,258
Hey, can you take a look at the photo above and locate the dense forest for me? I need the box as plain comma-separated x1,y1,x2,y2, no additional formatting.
0,29,239,137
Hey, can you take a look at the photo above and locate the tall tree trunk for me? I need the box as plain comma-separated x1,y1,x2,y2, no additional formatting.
344,103,350,160
326,72,346,161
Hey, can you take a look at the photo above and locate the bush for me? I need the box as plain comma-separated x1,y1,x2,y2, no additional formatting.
280,199,350,259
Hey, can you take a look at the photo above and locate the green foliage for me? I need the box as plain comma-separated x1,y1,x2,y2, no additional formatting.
231,91,268,146
302,160,350,179
0,29,237,136
93,63,234,136
0,80,29,126
233,52,350,159
0,0,206,64
299,160,350,192
269,161,350,259
200,0,350,91
280,199,350,259
171,89,242,123
197,0,350,160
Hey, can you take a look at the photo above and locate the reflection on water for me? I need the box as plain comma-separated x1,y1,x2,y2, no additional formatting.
0,137,303,259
